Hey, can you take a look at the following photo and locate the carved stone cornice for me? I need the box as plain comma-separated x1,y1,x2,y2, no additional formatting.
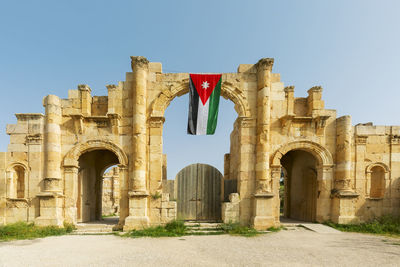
284,86,295,93
148,116,165,128
26,134,43,145
106,84,117,90
15,113,44,121
256,58,274,71
236,117,256,128
131,56,149,71
390,135,400,144
308,86,323,94
355,135,368,145
78,84,91,92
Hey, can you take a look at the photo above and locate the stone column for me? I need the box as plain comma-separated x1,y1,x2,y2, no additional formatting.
251,59,276,230
255,58,274,193
335,116,352,191
124,56,150,230
131,56,149,193
35,95,63,226
332,115,358,224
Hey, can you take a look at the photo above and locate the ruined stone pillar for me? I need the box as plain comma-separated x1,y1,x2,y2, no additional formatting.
131,56,149,193
251,58,277,230
124,56,150,230
35,95,63,226
332,115,358,224
255,58,274,193
335,116,352,191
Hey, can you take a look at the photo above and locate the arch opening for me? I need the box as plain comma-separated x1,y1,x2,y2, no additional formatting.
280,150,318,222
77,149,120,223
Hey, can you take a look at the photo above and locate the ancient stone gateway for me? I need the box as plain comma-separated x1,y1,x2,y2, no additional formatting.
0,56,399,230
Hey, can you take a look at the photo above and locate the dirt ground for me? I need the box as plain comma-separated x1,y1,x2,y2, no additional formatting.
0,227,399,267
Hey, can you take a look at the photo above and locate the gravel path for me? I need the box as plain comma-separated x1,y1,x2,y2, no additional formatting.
0,227,399,267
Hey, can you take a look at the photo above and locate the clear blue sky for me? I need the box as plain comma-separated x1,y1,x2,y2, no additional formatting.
0,0,399,179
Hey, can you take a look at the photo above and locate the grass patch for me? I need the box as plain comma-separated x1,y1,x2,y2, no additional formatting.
125,220,187,238
324,215,400,237
124,220,264,238
0,221,76,241
102,213,117,218
218,222,261,237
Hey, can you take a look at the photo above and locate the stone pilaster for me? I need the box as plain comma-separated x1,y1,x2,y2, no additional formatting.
63,165,79,224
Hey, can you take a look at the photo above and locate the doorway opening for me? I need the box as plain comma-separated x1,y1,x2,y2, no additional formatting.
280,150,318,222
77,149,120,224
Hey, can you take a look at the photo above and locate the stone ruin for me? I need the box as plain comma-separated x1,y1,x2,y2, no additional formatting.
0,56,399,230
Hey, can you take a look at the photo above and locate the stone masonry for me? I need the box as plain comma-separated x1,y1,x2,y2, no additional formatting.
0,56,399,230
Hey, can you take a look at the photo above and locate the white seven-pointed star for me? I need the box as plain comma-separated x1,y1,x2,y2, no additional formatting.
201,81,210,89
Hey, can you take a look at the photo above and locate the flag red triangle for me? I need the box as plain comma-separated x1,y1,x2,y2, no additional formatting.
190,74,222,105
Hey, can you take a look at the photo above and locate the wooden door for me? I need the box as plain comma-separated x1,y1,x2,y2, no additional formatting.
176,164,222,221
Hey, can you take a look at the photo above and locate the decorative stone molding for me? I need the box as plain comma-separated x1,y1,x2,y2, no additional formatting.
148,116,165,128
63,139,128,167
237,117,256,128
150,79,251,119
355,135,368,145
279,114,330,136
255,179,271,194
271,140,334,167
106,84,117,90
6,198,29,208
15,113,44,121
78,84,91,92
308,86,323,93
131,56,149,70
284,86,295,93
44,178,62,192
70,114,83,134
390,135,400,144
315,115,330,136
256,58,274,71
26,134,43,144
107,113,121,135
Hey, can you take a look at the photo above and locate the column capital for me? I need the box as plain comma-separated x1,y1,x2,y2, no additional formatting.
256,58,274,71
131,56,149,71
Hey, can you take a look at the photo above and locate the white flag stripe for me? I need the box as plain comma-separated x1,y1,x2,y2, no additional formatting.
196,98,209,135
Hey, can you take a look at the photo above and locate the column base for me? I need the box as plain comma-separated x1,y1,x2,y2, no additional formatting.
123,216,150,231
123,191,149,231
251,192,277,230
331,190,359,224
35,192,64,227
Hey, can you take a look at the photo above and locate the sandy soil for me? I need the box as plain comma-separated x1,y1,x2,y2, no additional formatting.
0,228,399,267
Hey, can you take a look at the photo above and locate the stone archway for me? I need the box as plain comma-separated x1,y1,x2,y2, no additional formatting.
147,78,254,224
271,140,334,222
62,140,128,225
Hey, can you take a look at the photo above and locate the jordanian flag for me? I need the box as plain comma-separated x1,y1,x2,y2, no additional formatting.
187,74,222,135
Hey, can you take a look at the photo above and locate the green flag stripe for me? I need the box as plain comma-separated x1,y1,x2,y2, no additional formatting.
206,78,221,134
